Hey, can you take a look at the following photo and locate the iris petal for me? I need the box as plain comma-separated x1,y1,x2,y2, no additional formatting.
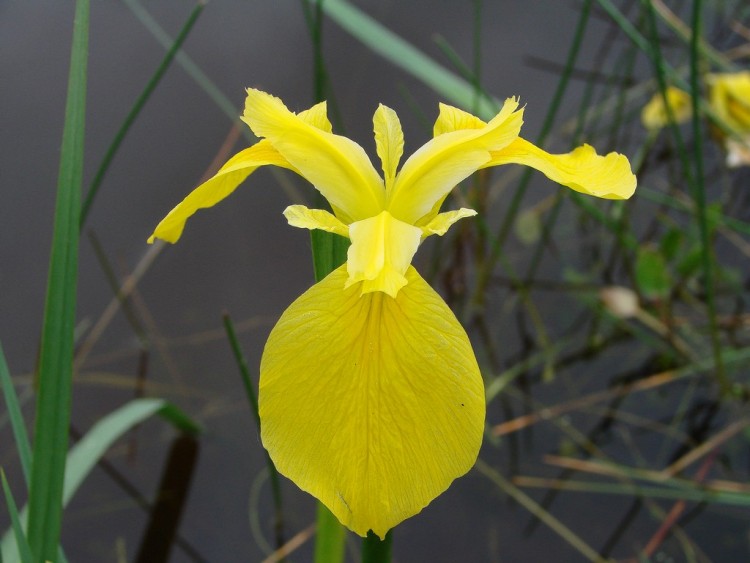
283,205,349,238
387,98,523,224
242,89,385,222
259,265,485,538
485,137,636,200
148,141,293,243
373,104,404,191
148,101,332,244
420,208,478,237
346,211,423,298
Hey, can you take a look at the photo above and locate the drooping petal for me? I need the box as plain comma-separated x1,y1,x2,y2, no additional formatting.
373,104,404,191
345,211,423,298
242,88,385,222
148,101,332,244
387,98,523,224
283,205,349,238
259,265,485,539
148,140,294,243
420,208,478,237
485,137,636,200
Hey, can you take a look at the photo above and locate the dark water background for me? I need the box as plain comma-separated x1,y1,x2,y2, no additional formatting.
2,1,749,561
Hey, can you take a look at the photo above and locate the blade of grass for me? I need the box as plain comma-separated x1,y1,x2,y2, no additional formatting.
475,459,608,562
512,476,750,507
0,344,32,484
80,2,204,226
26,0,89,559
318,0,498,118
688,0,725,391
0,472,32,563
122,0,238,123
2,399,199,562
223,313,285,551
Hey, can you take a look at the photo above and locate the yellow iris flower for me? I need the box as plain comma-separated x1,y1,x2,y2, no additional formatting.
148,88,636,538
641,86,692,130
707,71,750,167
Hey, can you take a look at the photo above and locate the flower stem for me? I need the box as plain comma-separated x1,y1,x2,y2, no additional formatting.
362,531,392,563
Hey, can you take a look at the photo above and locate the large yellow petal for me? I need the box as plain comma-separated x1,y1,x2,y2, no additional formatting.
345,211,423,298
259,265,485,538
485,137,636,200
387,98,522,224
148,140,293,243
373,104,404,191
242,88,385,222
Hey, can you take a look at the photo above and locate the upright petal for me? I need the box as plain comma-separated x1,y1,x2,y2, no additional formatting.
346,211,423,298
373,104,404,191
148,140,294,243
485,137,636,200
242,88,385,222
259,265,485,538
387,98,523,224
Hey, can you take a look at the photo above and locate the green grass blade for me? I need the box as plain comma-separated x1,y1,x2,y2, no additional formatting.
319,0,498,118
222,313,285,549
0,472,32,563
26,0,89,559
123,0,238,123
2,399,198,562
689,0,725,390
0,344,32,485
80,2,204,226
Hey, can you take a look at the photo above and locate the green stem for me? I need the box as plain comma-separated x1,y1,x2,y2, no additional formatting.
688,0,725,391
361,531,392,563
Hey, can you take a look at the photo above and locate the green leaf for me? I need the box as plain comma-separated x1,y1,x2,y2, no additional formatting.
2,399,198,562
635,246,671,300
26,0,89,559
659,228,683,263
0,472,32,563
0,344,31,485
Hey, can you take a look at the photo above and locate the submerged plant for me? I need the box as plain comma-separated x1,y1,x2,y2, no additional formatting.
149,88,635,538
